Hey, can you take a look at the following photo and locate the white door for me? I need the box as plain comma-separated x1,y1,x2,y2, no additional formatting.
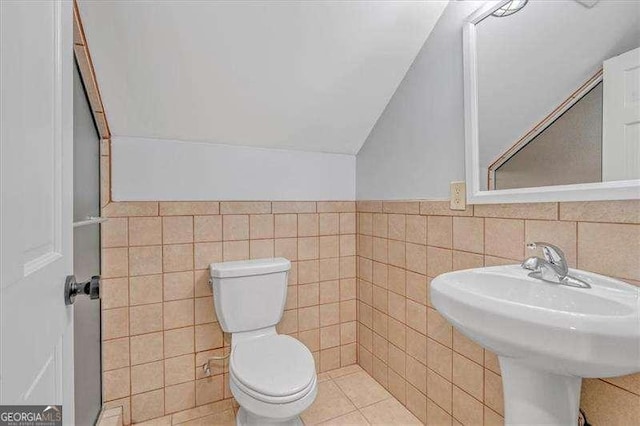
602,47,640,181
0,1,75,424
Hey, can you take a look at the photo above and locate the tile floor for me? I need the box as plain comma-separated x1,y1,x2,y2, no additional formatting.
134,365,421,425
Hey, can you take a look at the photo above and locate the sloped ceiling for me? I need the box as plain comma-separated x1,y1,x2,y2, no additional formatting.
78,1,448,154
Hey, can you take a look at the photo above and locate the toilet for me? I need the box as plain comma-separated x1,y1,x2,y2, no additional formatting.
209,258,317,426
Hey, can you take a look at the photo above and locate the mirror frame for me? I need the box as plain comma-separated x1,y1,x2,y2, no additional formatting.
463,0,640,204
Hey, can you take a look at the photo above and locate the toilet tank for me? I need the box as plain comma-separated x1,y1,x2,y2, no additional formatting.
209,258,291,333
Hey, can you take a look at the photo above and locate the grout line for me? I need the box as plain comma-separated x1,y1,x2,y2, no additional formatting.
598,377,640,397
125,217,133,403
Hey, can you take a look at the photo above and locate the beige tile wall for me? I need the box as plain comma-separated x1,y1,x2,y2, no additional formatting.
100,135,638,425
356,200,640,426
100,200,357,424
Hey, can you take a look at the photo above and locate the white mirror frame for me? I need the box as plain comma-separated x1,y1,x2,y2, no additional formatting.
463,1,640,204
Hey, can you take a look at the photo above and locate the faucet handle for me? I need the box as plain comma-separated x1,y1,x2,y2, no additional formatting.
526,242,568,275
521,256,543,271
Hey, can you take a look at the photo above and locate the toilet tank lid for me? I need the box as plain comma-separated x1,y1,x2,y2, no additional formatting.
210,257,291,278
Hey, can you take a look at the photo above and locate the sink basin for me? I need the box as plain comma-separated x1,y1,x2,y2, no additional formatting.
431,265,639,377
431,265,640,425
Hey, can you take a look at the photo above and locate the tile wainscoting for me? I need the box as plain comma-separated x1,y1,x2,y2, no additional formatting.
100,197,639,425
100,200,358,423
355,199,639,426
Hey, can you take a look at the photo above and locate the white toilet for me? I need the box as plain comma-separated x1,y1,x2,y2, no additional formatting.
209,258,317,426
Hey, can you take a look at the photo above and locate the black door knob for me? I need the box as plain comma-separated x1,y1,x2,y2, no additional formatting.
65,275,101,305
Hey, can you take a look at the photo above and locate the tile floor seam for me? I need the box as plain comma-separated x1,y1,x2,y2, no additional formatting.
310,398,360,425
324,410,371,426
351,393,394,410
598,378,640,397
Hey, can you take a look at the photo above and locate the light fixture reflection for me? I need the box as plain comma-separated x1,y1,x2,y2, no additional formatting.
491,0,528,17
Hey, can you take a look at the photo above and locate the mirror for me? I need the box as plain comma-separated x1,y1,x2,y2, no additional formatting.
464,0,640,203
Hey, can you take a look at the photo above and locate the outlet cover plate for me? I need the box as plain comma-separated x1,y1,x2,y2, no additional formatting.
450,181,466,211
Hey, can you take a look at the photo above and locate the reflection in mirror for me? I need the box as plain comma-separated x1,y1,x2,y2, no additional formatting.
493,77,603,190
476,0,640,191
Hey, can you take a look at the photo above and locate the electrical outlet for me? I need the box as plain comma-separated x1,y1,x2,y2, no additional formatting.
450,181,466,211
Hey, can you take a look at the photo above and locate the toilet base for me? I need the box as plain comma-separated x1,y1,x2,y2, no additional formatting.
236,407,303,426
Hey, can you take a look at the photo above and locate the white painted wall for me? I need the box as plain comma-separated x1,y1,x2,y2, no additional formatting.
111,137,355,201
78,1,447,155
356,0,640,200
356,1,484,200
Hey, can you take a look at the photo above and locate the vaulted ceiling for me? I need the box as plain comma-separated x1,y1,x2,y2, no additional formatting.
78,1,448,154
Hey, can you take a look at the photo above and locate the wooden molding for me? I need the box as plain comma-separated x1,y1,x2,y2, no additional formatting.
73,0,110,139
73,0,112,205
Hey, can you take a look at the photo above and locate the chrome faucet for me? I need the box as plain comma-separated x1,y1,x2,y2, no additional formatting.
521,242,590,288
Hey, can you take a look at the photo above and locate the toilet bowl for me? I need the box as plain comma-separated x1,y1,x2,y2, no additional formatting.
230,333,317,425
209,258,317,426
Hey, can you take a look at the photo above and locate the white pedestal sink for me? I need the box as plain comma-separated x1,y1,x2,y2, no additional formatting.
431,265,640,425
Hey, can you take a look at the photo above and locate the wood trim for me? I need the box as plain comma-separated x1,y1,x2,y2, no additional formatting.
72,0,110,139
487,69,603,190
100,138,111,208
73,0,112,205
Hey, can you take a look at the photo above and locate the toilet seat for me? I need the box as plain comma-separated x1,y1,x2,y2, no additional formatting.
230,334,316,403
230,371,317,404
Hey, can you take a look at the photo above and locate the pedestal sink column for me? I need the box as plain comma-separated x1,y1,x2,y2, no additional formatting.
499,357,582,425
